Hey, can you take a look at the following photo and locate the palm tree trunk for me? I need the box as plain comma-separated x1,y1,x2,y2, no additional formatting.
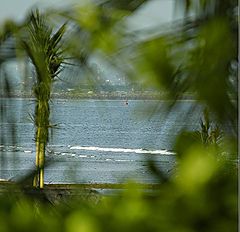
33,129,45,188
33,96,49,189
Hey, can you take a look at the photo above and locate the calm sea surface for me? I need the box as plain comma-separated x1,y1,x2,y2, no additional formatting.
0,98,202,184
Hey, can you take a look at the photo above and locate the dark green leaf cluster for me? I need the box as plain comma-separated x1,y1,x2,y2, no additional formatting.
22,10,66,83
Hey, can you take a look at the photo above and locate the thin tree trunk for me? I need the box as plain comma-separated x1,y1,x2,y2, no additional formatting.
33,97,49,189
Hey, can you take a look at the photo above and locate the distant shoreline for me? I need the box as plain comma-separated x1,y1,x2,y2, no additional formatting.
0,92,195,101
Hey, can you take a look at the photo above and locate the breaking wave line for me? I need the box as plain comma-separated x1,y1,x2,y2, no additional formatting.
70,146,174,155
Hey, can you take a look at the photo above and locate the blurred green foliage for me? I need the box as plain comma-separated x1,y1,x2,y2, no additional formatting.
0,0,238,231
0,150,237,232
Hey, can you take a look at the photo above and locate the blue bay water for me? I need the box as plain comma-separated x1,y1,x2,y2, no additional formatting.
0,98,202,184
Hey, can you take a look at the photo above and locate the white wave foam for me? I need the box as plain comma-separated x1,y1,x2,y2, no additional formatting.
61,153,69,156
115,159,135,162
79,155,87,158
70,146,174,155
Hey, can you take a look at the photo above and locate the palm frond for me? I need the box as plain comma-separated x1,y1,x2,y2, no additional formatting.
49,23,66,50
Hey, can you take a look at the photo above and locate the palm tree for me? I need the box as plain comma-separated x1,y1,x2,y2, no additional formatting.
22,10,66,188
